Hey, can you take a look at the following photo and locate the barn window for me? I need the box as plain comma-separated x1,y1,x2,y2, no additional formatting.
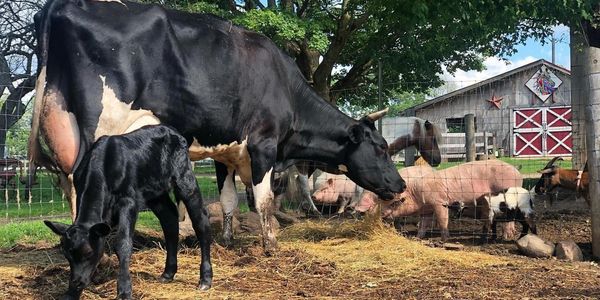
446,117,477,133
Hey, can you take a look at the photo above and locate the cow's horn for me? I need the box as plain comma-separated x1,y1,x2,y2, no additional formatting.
366,108,389,122
543,156,563,170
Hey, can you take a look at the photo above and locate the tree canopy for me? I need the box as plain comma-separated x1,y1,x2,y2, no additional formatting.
151,0,597,108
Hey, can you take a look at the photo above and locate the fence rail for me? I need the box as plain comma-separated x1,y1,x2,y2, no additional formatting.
440,132,495,160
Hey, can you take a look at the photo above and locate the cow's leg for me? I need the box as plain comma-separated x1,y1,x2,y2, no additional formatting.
215,161,238,247
57,172,77,221
433,204,450,241
174,167,212,290
491,220,499,241
248,142,278,254
114,198,138,299
147,193,179,282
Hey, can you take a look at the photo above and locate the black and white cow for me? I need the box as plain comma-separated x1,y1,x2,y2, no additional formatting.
29,0,406,253
45,125,212,299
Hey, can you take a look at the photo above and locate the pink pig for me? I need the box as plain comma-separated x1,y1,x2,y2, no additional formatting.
356,160,522,241
312,174,362,214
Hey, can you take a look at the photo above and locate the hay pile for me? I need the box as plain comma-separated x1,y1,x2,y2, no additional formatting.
4,215,600,299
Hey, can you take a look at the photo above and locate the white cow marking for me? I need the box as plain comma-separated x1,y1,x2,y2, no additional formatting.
96,75,160,139
189,138,252,186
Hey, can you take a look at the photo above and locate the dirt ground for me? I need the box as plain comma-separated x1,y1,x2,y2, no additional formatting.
1,195,599,299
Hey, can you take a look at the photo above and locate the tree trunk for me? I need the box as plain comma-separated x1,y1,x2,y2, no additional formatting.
267,0,276,9
571,28,587,170
0,76,35,158
280,0,293,11
582,7,600,258
295,43,320,83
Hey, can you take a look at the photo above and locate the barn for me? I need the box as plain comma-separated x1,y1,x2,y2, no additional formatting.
401,59,572,158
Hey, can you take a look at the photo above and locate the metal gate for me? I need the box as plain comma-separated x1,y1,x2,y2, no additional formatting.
512,106,572,157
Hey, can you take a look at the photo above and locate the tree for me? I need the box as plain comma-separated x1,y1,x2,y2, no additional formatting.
151,0,596,108
0,0,42,158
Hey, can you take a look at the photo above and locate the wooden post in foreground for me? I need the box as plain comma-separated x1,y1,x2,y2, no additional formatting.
583,44,600,258
465,114,475,162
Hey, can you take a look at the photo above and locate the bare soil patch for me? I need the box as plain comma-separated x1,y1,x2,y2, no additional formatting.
1,202,599,299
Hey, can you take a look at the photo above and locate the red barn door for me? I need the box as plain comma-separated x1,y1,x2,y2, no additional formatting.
513,106,572,157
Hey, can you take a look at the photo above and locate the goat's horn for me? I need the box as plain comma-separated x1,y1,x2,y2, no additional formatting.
366,108,389,122
543,156,563,169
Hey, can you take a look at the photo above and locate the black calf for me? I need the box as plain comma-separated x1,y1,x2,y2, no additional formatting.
45,125,212,299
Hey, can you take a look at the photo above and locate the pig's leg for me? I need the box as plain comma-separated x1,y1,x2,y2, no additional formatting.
433,204,450,241
417,214,434,239
337,197,350,214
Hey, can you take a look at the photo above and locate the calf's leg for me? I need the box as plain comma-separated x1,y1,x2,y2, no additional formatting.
114,198,138,299
147,193,179,282
174,168,213,290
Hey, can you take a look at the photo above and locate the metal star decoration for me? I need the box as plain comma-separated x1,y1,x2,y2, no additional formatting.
487,93,503,109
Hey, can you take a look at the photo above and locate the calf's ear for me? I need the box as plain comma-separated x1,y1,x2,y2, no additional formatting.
90,223,111,238
44,220,69,236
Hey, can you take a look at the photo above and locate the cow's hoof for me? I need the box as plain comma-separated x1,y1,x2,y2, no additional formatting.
263,240,278,257
158,273,174,283
198,283,211,291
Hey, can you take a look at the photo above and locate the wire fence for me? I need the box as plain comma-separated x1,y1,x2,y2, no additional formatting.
0,59,590,244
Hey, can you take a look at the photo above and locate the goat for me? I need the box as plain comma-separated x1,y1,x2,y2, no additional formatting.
534,157,589,206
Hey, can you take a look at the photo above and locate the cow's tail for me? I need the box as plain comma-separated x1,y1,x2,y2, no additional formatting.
27,0,65,183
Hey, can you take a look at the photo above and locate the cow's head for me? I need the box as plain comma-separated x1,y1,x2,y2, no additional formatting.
344,109,405,200
44,221,110,298
534,156,563,195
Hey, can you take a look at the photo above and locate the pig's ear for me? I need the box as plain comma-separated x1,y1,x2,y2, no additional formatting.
327,178,334,185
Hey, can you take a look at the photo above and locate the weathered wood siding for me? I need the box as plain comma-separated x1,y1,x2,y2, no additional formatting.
413,64,571,156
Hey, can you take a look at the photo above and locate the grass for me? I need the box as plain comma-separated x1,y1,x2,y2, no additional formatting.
0,211,162,249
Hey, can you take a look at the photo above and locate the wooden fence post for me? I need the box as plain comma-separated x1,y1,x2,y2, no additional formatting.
583,43,600,258
572,28,587,169
465,114,476,162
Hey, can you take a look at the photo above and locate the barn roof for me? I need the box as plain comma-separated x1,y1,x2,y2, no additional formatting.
408,59,570,112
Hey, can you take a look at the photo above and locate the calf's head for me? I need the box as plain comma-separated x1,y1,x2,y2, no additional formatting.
344,109,406,200
44,221,110,297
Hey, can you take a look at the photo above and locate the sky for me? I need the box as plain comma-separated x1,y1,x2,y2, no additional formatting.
441,25,571,91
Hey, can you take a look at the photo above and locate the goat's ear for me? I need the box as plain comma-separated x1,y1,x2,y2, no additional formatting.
90,223,111,238
538,168,555,174
44,220,69,236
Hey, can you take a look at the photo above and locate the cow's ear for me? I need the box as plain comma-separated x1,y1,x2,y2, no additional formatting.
90,223,111,238
348,124,365,144
44,220,69,236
